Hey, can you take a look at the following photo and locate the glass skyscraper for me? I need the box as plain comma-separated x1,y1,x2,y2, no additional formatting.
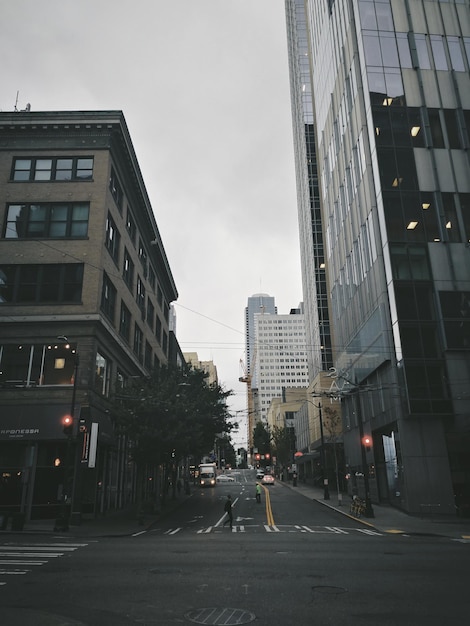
287,0,470,515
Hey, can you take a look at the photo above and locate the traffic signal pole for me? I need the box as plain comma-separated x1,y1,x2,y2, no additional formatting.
54,342,79,531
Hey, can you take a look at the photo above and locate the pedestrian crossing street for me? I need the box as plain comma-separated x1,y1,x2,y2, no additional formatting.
0,542,88,586
148,524,384,537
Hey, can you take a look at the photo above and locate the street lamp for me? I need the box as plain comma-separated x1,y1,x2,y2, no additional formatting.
54,336,79,532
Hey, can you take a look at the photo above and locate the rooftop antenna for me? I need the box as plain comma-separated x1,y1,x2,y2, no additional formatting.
14,91,19,112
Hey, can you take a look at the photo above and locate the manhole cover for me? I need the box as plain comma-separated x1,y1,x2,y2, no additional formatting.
185,607,255,625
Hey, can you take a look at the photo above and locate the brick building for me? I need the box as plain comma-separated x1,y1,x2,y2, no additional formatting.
0,110,178,521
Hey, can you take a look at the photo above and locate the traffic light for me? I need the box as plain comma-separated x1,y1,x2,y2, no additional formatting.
62,415,73,436
362,435,372,451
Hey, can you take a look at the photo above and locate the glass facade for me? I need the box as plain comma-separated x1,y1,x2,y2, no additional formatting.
295,0,470,514
285,0,333,380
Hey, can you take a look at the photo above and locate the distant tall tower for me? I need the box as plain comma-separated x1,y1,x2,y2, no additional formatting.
244,293,277,388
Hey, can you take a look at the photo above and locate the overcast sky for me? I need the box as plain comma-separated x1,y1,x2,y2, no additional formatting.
1,1,303,446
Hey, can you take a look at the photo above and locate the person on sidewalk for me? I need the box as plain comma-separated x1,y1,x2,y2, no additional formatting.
223,494,233,530
256,483,262,503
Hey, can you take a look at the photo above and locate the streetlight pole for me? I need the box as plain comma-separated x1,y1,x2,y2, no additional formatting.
353,385,374,518
317,401,330,501
310,399,330,500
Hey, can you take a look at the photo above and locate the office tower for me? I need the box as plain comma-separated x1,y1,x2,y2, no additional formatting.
242,294,277,451
244,293,277,388
0,110,178,521
285,0,334,381
288,1,470,515
254,307,309,424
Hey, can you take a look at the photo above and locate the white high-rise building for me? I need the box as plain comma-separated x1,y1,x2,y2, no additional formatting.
254,307,309,424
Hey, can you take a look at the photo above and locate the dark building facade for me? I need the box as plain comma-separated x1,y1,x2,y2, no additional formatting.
0,110,178,521
287,1,470,515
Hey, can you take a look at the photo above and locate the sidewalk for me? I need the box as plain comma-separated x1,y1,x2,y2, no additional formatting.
1,493,192,538
279,479,470,541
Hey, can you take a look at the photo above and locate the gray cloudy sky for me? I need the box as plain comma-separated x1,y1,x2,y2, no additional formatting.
1,1,303,445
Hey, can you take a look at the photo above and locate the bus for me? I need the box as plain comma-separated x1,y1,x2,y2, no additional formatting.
198,463,217,487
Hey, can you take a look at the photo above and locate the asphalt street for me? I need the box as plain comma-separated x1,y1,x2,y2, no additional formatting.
1,470,469,625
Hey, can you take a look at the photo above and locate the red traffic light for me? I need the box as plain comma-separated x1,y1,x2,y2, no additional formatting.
362,435,372,449
62,415,73,435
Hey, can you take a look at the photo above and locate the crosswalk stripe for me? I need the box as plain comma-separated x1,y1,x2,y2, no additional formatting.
0,542,88,587
1,543,77,553
0,560,47,565
264,525,281,532
325,526,349,534
0,553,64,558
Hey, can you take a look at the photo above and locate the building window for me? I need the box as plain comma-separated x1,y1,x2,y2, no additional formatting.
109,167,123,212
157,284,163,308
119,302,131,342
146,298,155,331
138,238,148,278
95,351,111,396
148,266,156,291
105,212,120,264
0,263,83,304
122,249,134,292
440,291,470,350
4,203,89,239
0,342,78,387
134,324,144,362
155,315,162,344
136,276,145,317
11,156,93,182
162,331,168,356
144,341,152,369
101,272,117,323
125,207,136,244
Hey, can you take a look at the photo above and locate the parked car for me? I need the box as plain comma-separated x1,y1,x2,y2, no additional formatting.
216,474,235,483
262,474,275,485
